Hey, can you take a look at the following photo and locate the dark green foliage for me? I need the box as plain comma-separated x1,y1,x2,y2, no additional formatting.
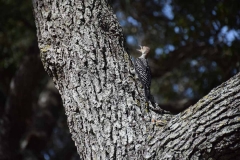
0,0,35,97
113,0,240,105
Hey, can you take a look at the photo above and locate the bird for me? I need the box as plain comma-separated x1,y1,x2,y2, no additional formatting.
134,45,152,102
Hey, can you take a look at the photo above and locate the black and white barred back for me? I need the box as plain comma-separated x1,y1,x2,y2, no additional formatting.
134,57,152,101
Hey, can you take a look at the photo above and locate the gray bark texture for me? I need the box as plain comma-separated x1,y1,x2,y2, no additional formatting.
32,0,240,159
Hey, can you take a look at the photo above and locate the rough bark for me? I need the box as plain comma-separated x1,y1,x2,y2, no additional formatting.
32,0,240,159
152,75,240,159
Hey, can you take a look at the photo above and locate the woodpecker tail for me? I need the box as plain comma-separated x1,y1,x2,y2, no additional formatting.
144,86,151,101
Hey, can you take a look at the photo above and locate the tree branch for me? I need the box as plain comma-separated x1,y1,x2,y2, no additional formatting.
151,73,240,159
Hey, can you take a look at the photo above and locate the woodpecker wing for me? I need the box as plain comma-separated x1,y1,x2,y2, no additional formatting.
134,58,151,88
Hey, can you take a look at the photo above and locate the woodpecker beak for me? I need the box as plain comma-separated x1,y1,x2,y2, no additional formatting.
137,45,150,55
136,45,143,53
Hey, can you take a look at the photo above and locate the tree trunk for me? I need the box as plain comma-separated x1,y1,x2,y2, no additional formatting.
32,0,240,159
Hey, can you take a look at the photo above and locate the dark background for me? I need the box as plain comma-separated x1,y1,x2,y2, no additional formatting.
0,0,239,159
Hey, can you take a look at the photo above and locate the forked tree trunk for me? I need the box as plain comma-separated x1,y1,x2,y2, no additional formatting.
32,0,240,159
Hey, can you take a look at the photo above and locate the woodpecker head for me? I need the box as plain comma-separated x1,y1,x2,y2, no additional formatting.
137,46,150,58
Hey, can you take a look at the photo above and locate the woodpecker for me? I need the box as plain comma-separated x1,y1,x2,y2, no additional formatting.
134,46,152,101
